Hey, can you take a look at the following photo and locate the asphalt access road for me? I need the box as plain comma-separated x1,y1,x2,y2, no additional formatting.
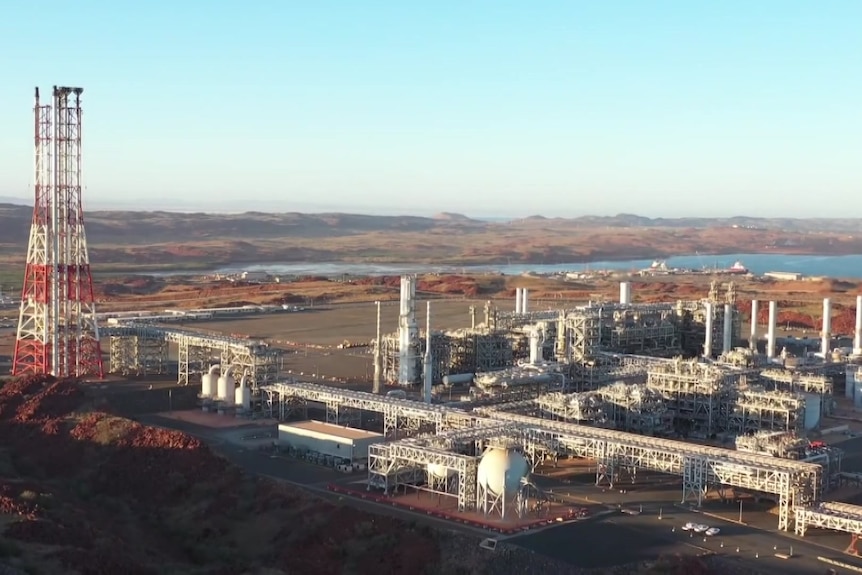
509,503,860,574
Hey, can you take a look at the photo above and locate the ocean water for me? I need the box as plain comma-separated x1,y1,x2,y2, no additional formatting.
212,253,862,279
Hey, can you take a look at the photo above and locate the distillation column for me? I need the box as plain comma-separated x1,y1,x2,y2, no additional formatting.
855,295,862,355
521,288,529,314
822,297,832,359
529,328,541,364
619,282,632,305
723,303,733,354
750,299,758,350
373,301,382,394
515,288,522,314
398,275,419,385
423,302,432,404
767,301,778,359
703,302,713,358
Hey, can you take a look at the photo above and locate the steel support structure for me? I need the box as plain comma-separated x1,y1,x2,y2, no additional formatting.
795,502,862,549
259,381,477,437
265,379,822,530
728,389,805,434
14,86,103,378
759,369,833,396
368,442,478,512
108,334,168,375
474,407,820,531
102,324,281,388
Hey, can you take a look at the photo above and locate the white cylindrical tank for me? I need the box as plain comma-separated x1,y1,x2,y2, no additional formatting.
703,302,713,358
855,295,862,354
443,373,474,386
234,375,251,411
619,282,632,305
217,372,234,401
767,301,778,359
529,330,540,364
201,373,214,398
477,448,530,497
804,393,822,430
723,303,733,353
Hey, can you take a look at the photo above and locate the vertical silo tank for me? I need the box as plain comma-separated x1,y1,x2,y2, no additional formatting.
234,374,251,411
201,373,213,398
477,448,530,496
217,368,234,401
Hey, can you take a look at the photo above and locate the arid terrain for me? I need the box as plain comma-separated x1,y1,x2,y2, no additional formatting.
88,273,862,333
3,203,862,271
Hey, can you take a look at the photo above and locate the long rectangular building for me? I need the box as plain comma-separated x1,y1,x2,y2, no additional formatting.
277,420,384,463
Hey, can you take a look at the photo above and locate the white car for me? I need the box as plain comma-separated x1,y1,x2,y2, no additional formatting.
692,524,710,533
705,527,721,536
682,522,695,531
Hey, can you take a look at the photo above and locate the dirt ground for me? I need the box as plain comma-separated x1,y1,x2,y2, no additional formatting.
180,298,490,346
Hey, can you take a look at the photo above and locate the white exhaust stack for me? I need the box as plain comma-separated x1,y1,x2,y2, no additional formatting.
373,301,382,394
703,302,713,358
822,297,832,358
855,295,862,354
767,301,777,359
515,288,522,314
423,301,432,404
619,282,632,305
749,300,758,351
723,303,733,354
529,328,541,364
398,275,419,385
522,288,529,314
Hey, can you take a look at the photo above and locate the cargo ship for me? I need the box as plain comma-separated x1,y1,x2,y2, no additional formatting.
724,260,749,275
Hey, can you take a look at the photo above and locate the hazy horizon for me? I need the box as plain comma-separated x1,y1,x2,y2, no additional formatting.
7,193,862,222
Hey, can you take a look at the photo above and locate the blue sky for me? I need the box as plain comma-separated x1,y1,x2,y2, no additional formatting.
0,1,859,217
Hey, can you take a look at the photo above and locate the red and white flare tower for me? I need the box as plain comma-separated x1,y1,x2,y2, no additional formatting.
12,86,104,378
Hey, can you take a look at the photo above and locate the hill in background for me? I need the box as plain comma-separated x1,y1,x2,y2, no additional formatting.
2,202,862,269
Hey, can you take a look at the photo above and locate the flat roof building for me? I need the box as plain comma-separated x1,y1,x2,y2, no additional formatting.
277,420,384,463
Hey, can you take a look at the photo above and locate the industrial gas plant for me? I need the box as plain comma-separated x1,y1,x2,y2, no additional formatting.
10,85,862,541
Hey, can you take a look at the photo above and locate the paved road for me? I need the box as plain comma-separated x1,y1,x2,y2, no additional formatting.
514,503,851,575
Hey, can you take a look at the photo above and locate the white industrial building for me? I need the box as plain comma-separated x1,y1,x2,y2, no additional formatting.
277,420,383,463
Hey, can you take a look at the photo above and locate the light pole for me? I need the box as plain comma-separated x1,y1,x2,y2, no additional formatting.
738,500,743,523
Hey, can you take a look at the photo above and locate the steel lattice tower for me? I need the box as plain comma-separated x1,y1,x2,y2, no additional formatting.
12,86,103,378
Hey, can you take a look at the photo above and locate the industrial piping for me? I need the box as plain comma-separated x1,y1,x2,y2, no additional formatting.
750,299,758,351
767,301,777,359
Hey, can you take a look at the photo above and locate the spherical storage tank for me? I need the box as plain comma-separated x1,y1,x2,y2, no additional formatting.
201,373,214,398
217,372,234,401
477,448,530,496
